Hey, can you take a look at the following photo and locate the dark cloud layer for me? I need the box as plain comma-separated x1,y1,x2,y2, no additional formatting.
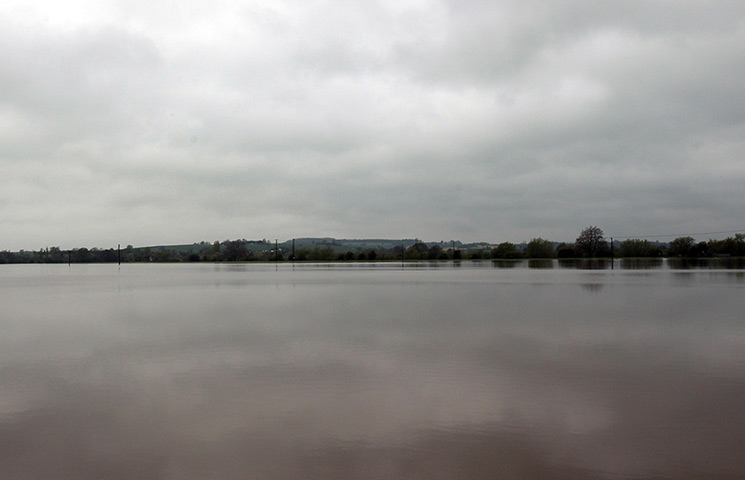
2,1,744,249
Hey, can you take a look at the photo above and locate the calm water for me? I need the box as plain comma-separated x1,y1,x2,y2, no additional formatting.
1,260,744,479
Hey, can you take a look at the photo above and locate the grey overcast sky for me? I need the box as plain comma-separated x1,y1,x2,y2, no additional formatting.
2,1,745,250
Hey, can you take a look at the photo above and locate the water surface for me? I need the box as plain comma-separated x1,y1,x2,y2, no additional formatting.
1,261,744,479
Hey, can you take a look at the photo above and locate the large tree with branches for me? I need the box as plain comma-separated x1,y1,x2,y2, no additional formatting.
576,226,608,257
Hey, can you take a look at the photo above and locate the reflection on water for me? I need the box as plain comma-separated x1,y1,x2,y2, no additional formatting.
558,258,610,269
527,259,554,269
667,257,745,269
491,260,520,269
579,282,604,293
1,261,744,479
619,258,664,269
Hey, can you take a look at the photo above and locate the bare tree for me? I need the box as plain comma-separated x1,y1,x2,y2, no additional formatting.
576,226,607,257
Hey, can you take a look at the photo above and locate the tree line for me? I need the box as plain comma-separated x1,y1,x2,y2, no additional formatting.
2,227,744,264
491,227,745,259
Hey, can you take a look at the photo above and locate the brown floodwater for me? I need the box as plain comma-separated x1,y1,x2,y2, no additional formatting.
0,260,744,479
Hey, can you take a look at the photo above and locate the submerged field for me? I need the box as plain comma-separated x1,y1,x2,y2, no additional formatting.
1,260,744,479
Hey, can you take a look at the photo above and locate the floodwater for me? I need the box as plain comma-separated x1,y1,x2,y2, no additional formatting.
1,260,744,479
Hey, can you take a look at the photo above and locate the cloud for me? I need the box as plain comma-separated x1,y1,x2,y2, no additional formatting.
2,0,745,249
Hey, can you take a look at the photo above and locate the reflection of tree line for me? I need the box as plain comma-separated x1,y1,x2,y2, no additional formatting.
3,227,745,264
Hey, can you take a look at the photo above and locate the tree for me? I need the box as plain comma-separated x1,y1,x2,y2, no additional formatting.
619,239,652,258
731,234,745,256
491,242,522,259
123,245,135,262
134,247,152,262
202,241,223,261
689,241,708,258
576,226,607,258
224,240,248,261
153,249,179,262
308,247,335,261
411,242,428,254
73,247,93,263
405,242,428,259
667,236,695,257
99,248,117,263
556,244,576,258
708,234,745,257
49,247,65,263
526,238,555,258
